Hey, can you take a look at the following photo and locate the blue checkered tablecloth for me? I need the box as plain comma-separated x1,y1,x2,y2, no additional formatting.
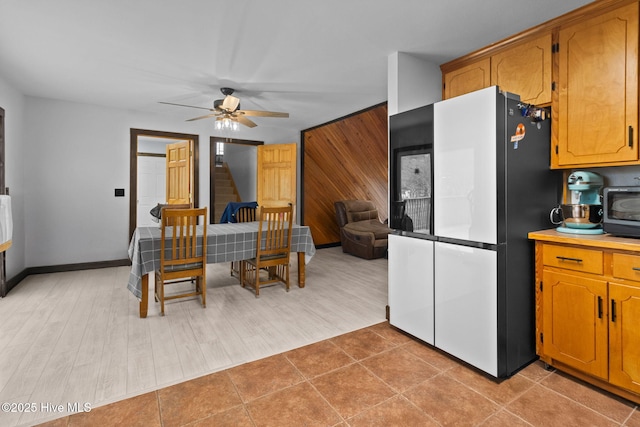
127,222,316,299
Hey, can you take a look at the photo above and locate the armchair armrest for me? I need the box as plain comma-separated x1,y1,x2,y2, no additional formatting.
341,227,375,246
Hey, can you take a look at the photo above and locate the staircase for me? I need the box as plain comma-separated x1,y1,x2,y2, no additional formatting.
214,163,241,223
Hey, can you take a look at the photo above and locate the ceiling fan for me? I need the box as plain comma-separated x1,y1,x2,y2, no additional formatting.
159,87,289,128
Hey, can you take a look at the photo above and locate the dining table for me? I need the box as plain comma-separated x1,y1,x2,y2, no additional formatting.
127,221,316,318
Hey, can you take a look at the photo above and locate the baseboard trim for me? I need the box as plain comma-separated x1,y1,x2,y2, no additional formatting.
4,259,131,295
316,242,341,249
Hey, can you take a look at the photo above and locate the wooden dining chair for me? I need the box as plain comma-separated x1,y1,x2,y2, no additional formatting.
163,203,191,226
241,205,293,297
230,205,258,278
154,207,207,316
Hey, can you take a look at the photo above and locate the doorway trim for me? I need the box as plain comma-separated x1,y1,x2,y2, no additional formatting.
129,128,199,240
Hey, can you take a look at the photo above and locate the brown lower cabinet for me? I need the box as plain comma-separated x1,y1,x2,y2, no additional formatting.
529,229,640,404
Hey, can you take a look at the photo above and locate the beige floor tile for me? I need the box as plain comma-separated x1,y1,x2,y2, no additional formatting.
311,363,395,419
479,409,533,426
446,364,536,405
246,382,342,427
67,391,160,427
540,371,635,423
330,328,397,360
226,354,304,402
361,346,439,392
401,340,460,372
404,373,500,426
506,384,619,427
157,372,242,427
284,339,355,379
347,396,439,426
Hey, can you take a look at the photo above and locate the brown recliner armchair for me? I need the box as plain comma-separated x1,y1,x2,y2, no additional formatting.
334,200,390,259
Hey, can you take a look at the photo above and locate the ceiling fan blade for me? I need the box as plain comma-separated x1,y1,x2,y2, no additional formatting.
221,95,240,112
236,116,257,128
186,113,220,121
159,101,214,112
239,109,289,118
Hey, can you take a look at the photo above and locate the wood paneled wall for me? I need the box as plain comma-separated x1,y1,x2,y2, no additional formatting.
301,103,388,246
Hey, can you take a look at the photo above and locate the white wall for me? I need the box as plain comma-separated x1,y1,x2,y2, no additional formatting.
0,75,26,278
18,95,297,268
388,52,442,115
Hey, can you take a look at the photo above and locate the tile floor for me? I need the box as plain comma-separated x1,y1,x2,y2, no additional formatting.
37,322,640,427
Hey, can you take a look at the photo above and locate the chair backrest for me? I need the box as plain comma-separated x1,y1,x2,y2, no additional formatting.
235,206,257,223
334,200,379,228
161,203,192,226
257,205,293,261
160,207,207,271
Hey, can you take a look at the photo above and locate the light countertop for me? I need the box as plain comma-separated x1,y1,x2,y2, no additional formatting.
528,229,640,252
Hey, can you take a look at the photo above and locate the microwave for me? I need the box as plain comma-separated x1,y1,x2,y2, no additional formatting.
603,186,640,237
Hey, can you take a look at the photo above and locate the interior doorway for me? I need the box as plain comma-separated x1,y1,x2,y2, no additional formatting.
129,128,199,240
209,136,263,224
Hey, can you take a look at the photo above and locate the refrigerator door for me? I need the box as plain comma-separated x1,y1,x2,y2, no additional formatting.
433,86,499,245
388,234,435,344
434,241,497,376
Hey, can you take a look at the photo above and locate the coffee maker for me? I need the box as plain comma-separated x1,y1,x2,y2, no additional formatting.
552,171,604,234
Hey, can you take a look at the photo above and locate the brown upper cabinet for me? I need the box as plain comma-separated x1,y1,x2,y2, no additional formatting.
442,58,490,100
491,34,552,105
441,35,552,104
553,2,639,168
441,0,640,169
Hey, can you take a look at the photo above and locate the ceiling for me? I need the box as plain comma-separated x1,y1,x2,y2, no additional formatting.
0,0,593,137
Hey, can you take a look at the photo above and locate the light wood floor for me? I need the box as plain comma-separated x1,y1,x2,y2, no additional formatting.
0,246,388,427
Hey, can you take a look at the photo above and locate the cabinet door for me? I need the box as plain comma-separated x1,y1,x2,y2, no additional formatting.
609,282,640,394
434,242,497,377
542,270,608,380
555,3,639,167
388,234,435,345
443,58,490,100
491,34,552,105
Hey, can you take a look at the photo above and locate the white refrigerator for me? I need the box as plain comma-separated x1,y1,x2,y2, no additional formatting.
432,86,558,377
389,86,559,378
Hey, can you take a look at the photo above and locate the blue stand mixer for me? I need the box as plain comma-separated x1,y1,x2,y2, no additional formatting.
551,171,604,234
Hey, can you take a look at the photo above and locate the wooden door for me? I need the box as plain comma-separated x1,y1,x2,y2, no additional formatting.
257,143,296,211
443,58,490,99
542,269,608,380
491,33,552,105
609,282,640,394
166,140,192,206
555,3,639,167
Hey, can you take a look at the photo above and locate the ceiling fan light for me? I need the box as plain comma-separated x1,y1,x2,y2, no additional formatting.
214,117,239,131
